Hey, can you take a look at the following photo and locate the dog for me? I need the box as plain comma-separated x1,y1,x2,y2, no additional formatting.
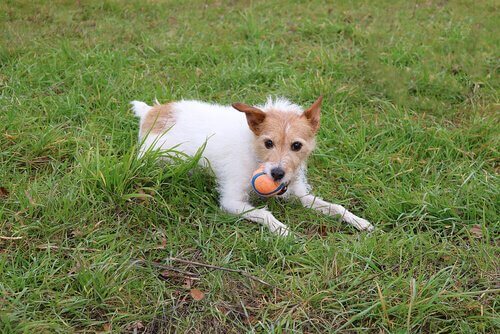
131,96,374,236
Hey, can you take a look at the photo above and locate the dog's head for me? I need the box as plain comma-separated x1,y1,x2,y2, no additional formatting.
233,96,322,185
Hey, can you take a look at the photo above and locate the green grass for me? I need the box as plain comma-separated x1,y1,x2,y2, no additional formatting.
1,0,499,332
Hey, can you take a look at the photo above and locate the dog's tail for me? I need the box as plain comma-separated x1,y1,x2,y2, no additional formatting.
131,100,152,118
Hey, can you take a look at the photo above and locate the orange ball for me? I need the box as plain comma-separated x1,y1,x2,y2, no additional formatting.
251,165,286,197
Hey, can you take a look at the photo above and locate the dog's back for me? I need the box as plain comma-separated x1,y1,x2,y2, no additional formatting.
132,100,258,180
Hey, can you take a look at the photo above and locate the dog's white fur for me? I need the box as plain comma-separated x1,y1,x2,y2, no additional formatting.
131,97,373,236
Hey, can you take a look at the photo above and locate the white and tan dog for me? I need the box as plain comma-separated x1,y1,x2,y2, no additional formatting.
132,96,373,236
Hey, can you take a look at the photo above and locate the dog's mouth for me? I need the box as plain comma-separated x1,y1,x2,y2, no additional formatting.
274,180,289,196
276,183,288,195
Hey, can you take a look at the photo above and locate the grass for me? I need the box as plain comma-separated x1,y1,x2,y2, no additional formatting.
0,0,498,332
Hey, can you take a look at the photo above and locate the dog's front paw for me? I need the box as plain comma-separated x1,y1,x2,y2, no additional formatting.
275,226,291,237
268,220,291,237
352,217,374,232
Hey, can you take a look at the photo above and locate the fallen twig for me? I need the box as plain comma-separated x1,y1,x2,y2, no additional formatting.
0,236,23,240
36,244,100,252
165,257,275,288
132,259,199,277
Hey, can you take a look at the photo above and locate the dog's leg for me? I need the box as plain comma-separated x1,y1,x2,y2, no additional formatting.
220,189,290,236
289,174,374,231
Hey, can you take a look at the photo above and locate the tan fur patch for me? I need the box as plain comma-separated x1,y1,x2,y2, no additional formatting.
141,103,175,135
254,110,317,178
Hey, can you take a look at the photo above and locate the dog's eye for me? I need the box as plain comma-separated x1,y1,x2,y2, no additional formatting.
291,142,302,152
264,140,274,149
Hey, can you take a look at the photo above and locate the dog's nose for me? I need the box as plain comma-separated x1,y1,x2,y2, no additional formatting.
270,167,285,181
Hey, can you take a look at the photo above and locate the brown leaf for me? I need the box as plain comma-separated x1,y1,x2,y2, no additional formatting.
0,187,9,198
470,225,483,238
102,323,112,331
125,321,144,331
3,133,16,140
190,288,205,301
158,236,167,249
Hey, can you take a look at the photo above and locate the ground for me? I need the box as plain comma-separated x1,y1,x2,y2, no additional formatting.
0,0,498,333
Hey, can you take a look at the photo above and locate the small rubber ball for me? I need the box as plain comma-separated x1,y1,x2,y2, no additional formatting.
251,165,285,197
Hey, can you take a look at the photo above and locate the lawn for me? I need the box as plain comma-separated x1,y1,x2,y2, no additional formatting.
0,0,498,332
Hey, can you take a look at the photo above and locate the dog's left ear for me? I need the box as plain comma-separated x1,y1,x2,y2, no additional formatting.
303,96,323,133
232,103,266,135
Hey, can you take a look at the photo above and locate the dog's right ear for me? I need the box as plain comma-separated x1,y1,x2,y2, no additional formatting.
232,103,266,135
303,96,323,133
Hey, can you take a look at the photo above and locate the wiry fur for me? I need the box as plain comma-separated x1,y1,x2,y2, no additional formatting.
131,97,373,235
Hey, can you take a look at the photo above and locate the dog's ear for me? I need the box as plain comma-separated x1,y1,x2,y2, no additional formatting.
303,96,323,133
232,103,266,135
